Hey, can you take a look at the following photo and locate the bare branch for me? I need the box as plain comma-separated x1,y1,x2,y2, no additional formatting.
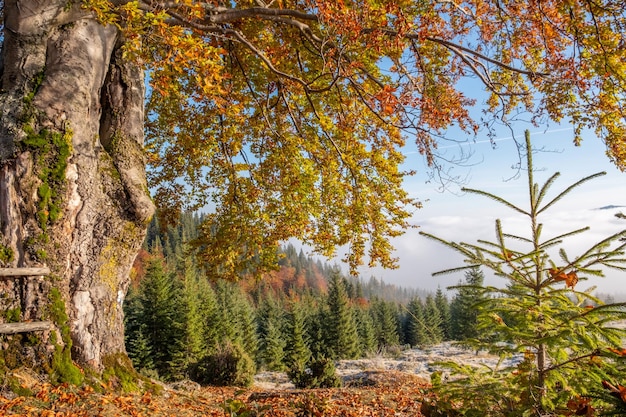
445,43,530,96
425,36,549,78
205,7,318,25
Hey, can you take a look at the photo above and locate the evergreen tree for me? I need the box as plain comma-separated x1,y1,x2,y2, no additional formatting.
434,287,452,340
371,298,400,349
354,306,377,356
285,302,311,369
198,277,220,352
214,281,258,361
326,271,360,359
355,280,364,299
149,235,164,256
405,297,428,347
144,216,161,251
237,295,259,360
169,257,209,379
423,294,444,345
449,267,485,341
132,214,450,382
136,258,184,380
422,131,626,414
307,301,330,358
257,296,287,371
124,285,155,372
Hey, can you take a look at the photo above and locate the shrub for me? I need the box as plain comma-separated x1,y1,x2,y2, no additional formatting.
288,355,342,389
191,342,256,387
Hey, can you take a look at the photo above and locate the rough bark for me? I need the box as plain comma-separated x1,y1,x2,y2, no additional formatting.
0,0,154,372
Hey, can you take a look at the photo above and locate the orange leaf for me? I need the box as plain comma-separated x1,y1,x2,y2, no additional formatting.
548,267,565,280
602,380,626,403
608,347,626,356
549,268,577,288
565,271,578,289
620,385,626,403
566,396,594,416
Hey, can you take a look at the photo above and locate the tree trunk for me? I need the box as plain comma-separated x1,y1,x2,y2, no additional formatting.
0,1,154,372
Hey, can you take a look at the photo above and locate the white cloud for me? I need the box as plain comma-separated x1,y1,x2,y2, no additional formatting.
357,205,626,299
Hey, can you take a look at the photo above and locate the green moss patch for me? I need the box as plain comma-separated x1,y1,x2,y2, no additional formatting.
22,69,45,107
47,288,84,386
102,354,139,393
0,244,14,264
3,307,21,323
21,126,73,231
101,354,163,395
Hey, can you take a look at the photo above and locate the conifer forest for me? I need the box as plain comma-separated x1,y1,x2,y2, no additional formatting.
124,213,476,387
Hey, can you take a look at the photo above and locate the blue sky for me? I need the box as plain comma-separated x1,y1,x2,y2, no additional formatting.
354,125,626,298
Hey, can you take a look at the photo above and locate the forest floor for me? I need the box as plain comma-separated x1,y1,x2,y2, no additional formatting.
1,342,507,416
0,369,431,416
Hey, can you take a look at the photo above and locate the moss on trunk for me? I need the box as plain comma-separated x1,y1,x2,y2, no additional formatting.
47,288,84,386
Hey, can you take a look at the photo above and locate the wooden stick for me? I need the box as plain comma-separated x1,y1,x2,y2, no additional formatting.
0,267,50,277
0,321,52,334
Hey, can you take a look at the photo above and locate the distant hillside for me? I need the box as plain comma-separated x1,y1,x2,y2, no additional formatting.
138,212,427,304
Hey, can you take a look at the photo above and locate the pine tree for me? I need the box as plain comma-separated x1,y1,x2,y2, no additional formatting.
257,296,287,371
124,285,155,372
144,216,161,251
308,300,330,358
355,280,364,300
198,278,220,352
326,271,360,359
237,295,259,361
421,130,626,415
285,302,311,369
169,257,208,379
423,295,444,345
371,298,400,349
259,315,286,371
354,306,377,355
449,267,485,341
405,297,428,347
434,287,452,340
136,258,185,380
214,281,258,361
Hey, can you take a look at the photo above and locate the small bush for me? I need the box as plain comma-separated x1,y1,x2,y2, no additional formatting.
288,356,342,389
191,342,255,387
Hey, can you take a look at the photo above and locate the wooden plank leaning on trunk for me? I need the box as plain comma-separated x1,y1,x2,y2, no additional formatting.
0,268,52,334
0,267,51,277
0,321,52,334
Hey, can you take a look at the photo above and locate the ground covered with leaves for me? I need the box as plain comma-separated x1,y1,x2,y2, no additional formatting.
1,371,430,416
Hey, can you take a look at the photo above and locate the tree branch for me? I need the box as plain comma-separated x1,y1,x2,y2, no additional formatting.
542,349,601,374
158,7,334,93
205,7,318,25
425,36,549,78
361,27,548,79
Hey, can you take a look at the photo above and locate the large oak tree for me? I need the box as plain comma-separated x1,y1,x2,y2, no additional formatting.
0,0,624,373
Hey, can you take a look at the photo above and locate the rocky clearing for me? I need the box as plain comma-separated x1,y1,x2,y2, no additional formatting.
254,341,520,390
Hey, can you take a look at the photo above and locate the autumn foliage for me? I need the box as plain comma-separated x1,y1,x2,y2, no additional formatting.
78,0,626,278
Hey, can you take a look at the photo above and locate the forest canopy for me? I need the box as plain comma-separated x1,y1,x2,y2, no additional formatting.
84,0,626,277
